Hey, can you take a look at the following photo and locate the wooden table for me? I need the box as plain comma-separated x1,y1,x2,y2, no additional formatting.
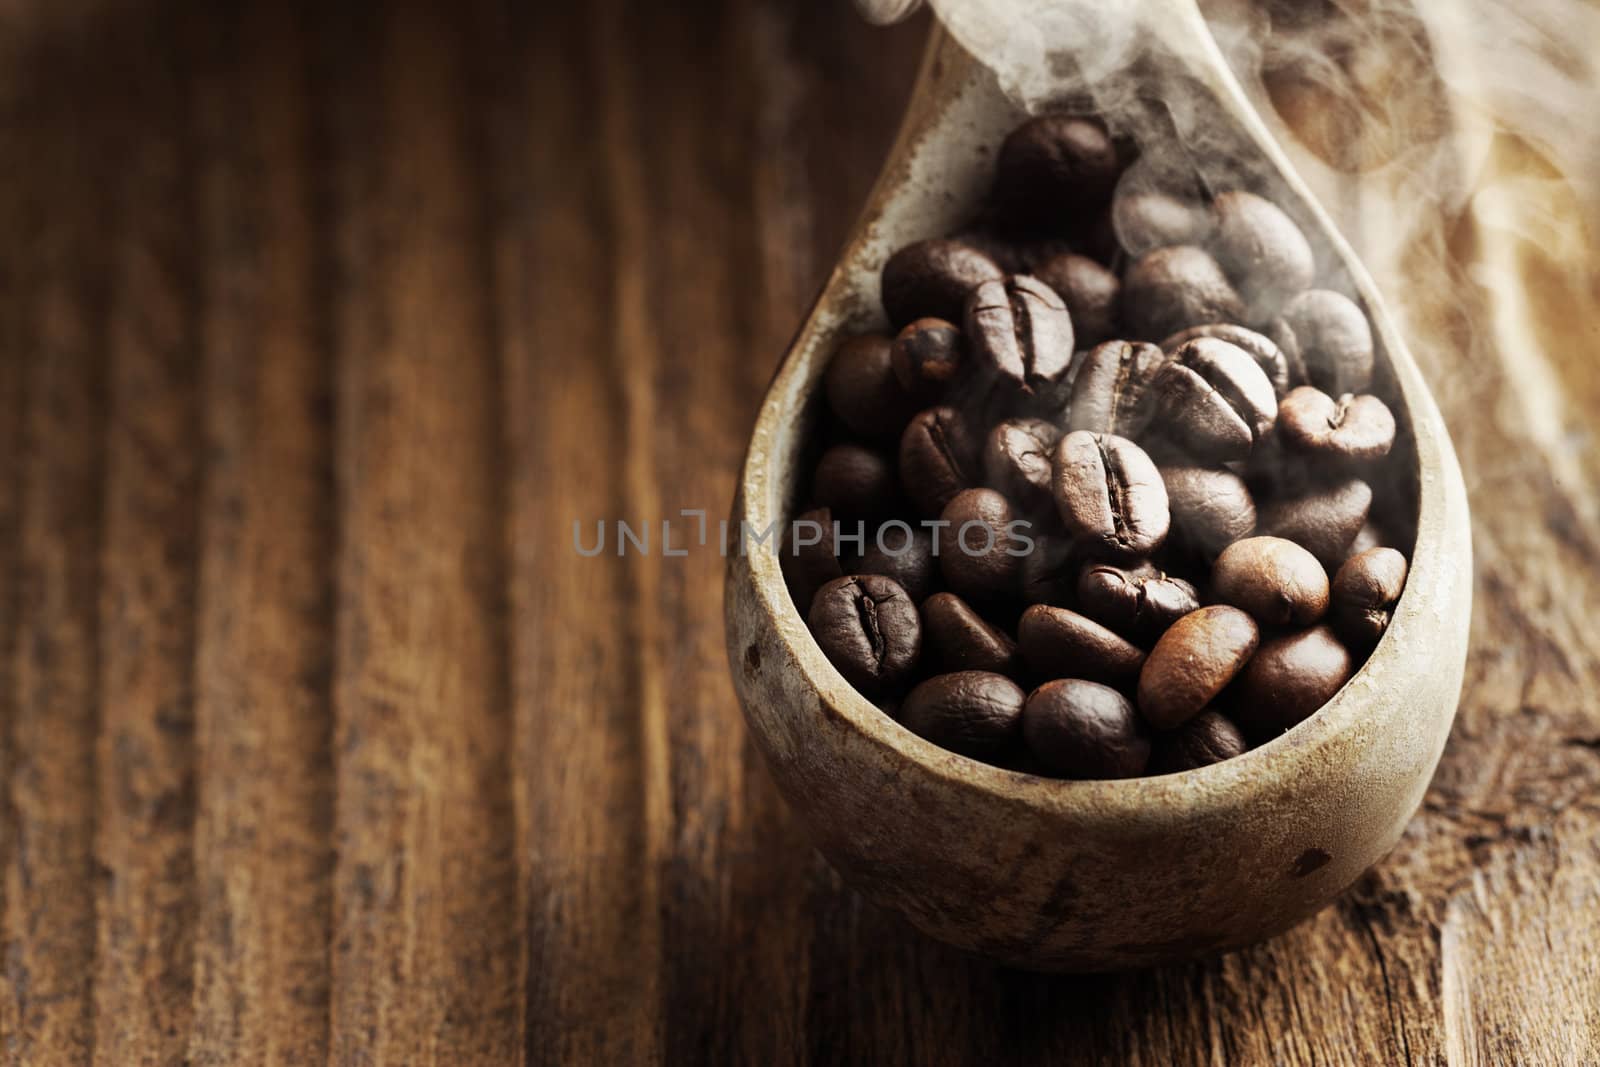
1,0,1596,1063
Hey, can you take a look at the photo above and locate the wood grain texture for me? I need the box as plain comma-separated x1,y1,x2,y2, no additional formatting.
0,0,1593,1063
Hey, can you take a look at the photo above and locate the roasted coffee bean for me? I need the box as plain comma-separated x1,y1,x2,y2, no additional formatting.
1121,245,1246,341
1231,625,1352,738
1270,289,1374,394
1076,561,1200,643
1256,476,1372,569
1209,190,1315,320
1277,386,1396,462
881,238,1005,327
1052,431,1170,559
1160,323,1291,398
782,506,846,611
808,574,922,697
1160,465,1257,559
891,317,966,399
1035,252,1120,347
823,333,919,442
899,406,979,517
1113,191,1212,258
1018,604,1147,686
1018,534,1076,606
812,443,895,519
856,525,937,604
1211,536,1329,626
1067,339,1165,438
899,671,1025,760
1330,546,1408,648
1023,679,1150,779
1137,605,1259,729
939,488,1025,601
1154,338,1278,462
922,592,1022,675
993,114,1120,229
965,275,1076,392
983,417,1061,516
1150,710,1248,773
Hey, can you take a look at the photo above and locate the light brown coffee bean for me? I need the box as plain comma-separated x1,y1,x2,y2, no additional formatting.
1052,431,1170,560
1211,536,1330,626
1330,546,1408,648
1137,605,1259,729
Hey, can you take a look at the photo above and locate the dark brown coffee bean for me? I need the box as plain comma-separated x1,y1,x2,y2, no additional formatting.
1270,289,1374,394
823,334,918,442
899,406,979,517
812,443,895,519
881,238,1005,327
1230,625,1352,738
856,525,937,604
1330,546,1408,648
899,671,1025,760
1022,679,1150,779
1150,710,1248,773
1018,604,1146,686
1277,386,1396,462
1137,605,1259,729
1018,534,1076,607
1256,476,1372,569
938,488,1025,602
1113,191,1212,257
1160,323,1291,398
1209,191,1315,320
922,592,1022,675
1076,561,1200,643
1052,431,1169,559
1035,252,1120,347
1160,465,1257,559
1154,338,1278,463
965,275,1076,392
1067,340,1165,439
891,318,966,399
993,114,1120,229
1211,536,1330,626
808,574,921,697
782,506,845,611
982,417,1061,516
1121,245,1246,341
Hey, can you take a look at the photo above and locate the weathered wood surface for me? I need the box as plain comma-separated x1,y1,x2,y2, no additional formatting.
0,0,1595,1063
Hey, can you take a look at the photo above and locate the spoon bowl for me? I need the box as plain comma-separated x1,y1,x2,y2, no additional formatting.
723,19,1471,971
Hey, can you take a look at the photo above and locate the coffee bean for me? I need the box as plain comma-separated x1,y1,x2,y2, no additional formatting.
1154,338,1278,462
922,592,1022,675
993,114,1120,229
824,333,919,442
1211,536,1329,626
808,574,922,697
1270,289,1374,394
982,417,1061,516
899,671,1025,760
782,506,845,611
1137,605,1259,729
1113,191,1212,257
1018,534,1076,607
1018,604,1147,686
899,406,979,517
1160,323,1291,398
1256,476,1372,569
1330,546,1408,648
1150,710,1248,773
1121,245,1246,341
857,525,937,603
1209,191,1315,320
1035,252,1120,347
1277,386,1396,462
812,443,895,519
1230,625,1352,738
891,318,966,399
1076,561,1200,643
881,238,1005,327
1022,679,1150,779
965,275,1076,392
939,488,1025,601
1067,340,1165,438
1160,465,1257,559
1053,431,1170,559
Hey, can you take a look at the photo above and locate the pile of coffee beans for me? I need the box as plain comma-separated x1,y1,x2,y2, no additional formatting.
786,112,1412,779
